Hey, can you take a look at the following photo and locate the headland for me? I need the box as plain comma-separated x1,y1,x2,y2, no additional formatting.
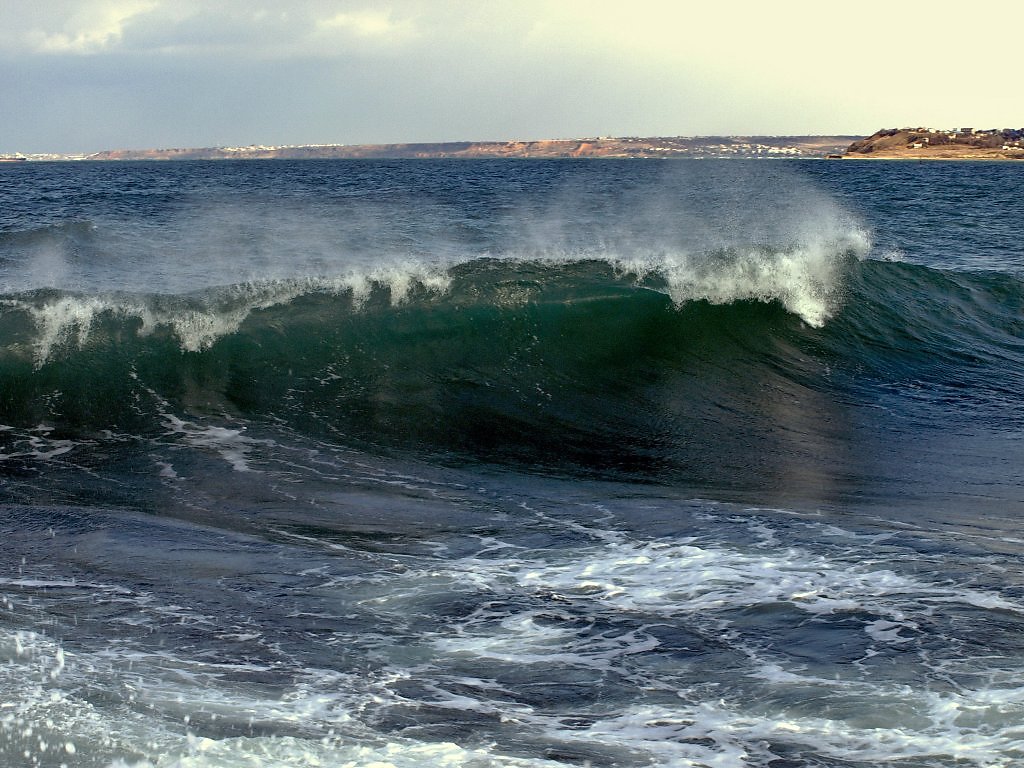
842,128,1024,160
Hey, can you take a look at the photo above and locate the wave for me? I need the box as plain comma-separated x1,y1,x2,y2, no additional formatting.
1,253,1021,482
3,224,867,365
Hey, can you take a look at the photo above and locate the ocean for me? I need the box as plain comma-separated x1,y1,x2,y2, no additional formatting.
0,158,1022,767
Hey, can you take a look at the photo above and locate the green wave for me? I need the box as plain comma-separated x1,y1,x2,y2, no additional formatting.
0,258,1021,480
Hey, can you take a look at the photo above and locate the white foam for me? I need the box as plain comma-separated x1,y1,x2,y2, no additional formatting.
607,223,871,328
865,618,915,644
0,430,81,461
508,163,873,327
24,295,107,367
557,697,1024,767
0,624,563,768
456,535,1024,625
14,264,452,365
5,518,1024,768
161,414,271,473
105,736,565,768
155,461,180,480
433,612,658,670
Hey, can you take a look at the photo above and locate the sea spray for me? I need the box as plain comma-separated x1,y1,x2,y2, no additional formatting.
506,159,871,325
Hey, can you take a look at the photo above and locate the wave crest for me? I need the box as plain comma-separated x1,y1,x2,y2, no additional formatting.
617,227,869,327
8,264,453,365
3,239,869,367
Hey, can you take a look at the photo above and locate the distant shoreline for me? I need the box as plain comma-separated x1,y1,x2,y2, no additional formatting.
842,128,1024,161
837,156,1024,162
7,130,1024,162
1,136,860,162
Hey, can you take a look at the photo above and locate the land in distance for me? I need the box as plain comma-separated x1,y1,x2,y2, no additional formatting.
2,136,859,162
9,132,1024,162
843,128,1024,160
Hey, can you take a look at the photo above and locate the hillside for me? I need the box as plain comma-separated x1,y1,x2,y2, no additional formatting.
844,128,1024,160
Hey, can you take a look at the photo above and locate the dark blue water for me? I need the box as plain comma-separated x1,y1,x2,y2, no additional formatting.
1,159,1023,767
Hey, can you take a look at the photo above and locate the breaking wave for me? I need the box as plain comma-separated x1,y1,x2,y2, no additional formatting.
1,249,1021,486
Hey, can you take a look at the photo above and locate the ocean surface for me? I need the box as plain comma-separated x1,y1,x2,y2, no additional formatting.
0,158,1022,767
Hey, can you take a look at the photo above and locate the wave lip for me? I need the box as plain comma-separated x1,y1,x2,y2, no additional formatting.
620,226,869,327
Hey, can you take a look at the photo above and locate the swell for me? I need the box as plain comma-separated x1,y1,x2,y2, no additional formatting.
1,258,1021,482
821,260,1024,405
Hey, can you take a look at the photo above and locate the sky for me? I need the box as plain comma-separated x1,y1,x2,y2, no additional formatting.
1,0,1022,153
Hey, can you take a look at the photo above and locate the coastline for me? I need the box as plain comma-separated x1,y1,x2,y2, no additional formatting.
0,135,860,162
8,129,1024,162
842,127,1024,161
837,154,1024,161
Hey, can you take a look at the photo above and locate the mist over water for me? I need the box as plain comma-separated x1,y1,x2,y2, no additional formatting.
1,159,1023,767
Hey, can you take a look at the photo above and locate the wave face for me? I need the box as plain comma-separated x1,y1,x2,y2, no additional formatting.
2,254,1022,495
0,256,845,467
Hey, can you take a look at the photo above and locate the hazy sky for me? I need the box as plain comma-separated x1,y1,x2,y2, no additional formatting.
2,0,1022,153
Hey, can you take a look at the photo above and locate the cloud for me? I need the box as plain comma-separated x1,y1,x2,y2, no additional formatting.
315,9,417,42
3,1,425,58
7,0,155,54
